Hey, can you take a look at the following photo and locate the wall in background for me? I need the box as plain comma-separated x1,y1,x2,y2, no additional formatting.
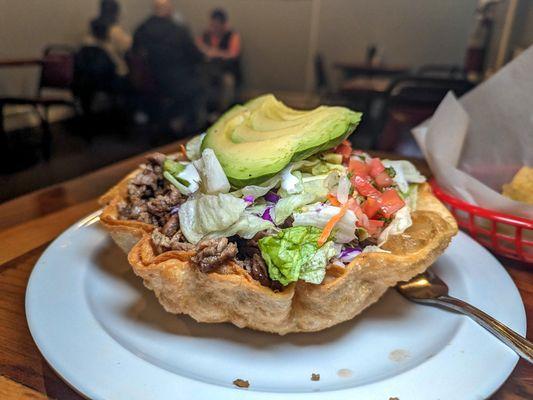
174,0,313,92
178,0,478,91
318,0,477,88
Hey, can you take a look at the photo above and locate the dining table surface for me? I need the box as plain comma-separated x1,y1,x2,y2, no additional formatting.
0,140,531,399
0,58,42,68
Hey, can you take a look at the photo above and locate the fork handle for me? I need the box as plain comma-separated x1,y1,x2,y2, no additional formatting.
421,295,533,364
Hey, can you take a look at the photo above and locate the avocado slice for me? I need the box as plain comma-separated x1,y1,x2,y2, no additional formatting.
201,94,362,187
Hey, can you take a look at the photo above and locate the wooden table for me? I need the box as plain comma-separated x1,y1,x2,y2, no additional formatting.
339,76,392,97
334,61,409,79
0,58,42,68
0,142,531,399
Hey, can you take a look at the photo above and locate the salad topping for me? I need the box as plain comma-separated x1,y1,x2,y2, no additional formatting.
118,137,425,290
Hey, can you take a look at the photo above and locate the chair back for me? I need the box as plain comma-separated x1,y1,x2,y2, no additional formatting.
39,45,75,92
373,75,475,150
386,76,474,108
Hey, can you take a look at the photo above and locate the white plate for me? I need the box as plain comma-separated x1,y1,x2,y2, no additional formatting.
26,211,526,400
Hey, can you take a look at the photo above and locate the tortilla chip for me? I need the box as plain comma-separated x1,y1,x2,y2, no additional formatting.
502,167,533,204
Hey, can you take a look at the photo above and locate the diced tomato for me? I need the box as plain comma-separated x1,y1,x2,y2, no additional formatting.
379,189,405,218
348,158,370,179
334,140,353,163
368,158,385,178
366,219,385,236
352,175,381,198
362,197,381,218
374,171,394,188
327,193,341,206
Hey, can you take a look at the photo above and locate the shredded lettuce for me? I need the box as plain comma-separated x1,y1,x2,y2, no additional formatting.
292,157,346,176
378,205,412,246
382,160,425,193
258,226,336,286
231,174,281,198
280,164,304,195
336,173,351,204
205,213,275,240
185,133,206,161
193,148,231,194
301,174,332,198
273,192,316,225
163,162,200,195
178,193,247,243
292,202,357,243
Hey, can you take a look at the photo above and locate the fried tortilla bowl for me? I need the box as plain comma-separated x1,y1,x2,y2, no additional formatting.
100,179,457,335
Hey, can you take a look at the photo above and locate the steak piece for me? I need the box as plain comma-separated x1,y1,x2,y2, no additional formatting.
191,238,238,273
152,228,194,253
118,153,184,227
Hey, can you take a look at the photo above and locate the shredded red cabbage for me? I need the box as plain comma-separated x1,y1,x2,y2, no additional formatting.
261,206,274,222
264,191,280,203
339,247,362,262
243,195,255,203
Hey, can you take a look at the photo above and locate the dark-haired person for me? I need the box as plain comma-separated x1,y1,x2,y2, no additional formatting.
132,0,204,130
85,0,131,76
196,8,242,112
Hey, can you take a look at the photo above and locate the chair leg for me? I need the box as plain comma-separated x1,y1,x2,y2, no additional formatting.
0,103,7,151
40,106,52,160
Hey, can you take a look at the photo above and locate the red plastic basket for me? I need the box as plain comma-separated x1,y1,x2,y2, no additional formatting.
429,179,533,263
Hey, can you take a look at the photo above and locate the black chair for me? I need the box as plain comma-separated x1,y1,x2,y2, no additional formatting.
0,45,77,159
373,75,475,151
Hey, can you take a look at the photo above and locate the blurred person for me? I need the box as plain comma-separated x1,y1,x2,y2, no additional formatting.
132,0,204,131
85,0,131,76
196,8,242,113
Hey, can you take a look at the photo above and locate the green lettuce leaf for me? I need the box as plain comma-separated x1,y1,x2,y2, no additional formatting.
258,226,336,286
299,241,338,284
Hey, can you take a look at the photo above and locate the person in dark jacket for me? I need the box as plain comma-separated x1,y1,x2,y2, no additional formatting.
132,0,204,130
196,8,242,112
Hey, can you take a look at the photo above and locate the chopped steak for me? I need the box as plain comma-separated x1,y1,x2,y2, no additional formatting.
191,238,238,273
241,254,270,287
161,214,180,237
146,186,183,217
152,229,194,253
118,153,185,227
233,234,282,291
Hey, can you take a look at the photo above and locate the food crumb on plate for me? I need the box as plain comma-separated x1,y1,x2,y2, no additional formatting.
389,397,400,400
337,368,353,378
388,349,409,362
311,373,320,381
233,379,250,388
